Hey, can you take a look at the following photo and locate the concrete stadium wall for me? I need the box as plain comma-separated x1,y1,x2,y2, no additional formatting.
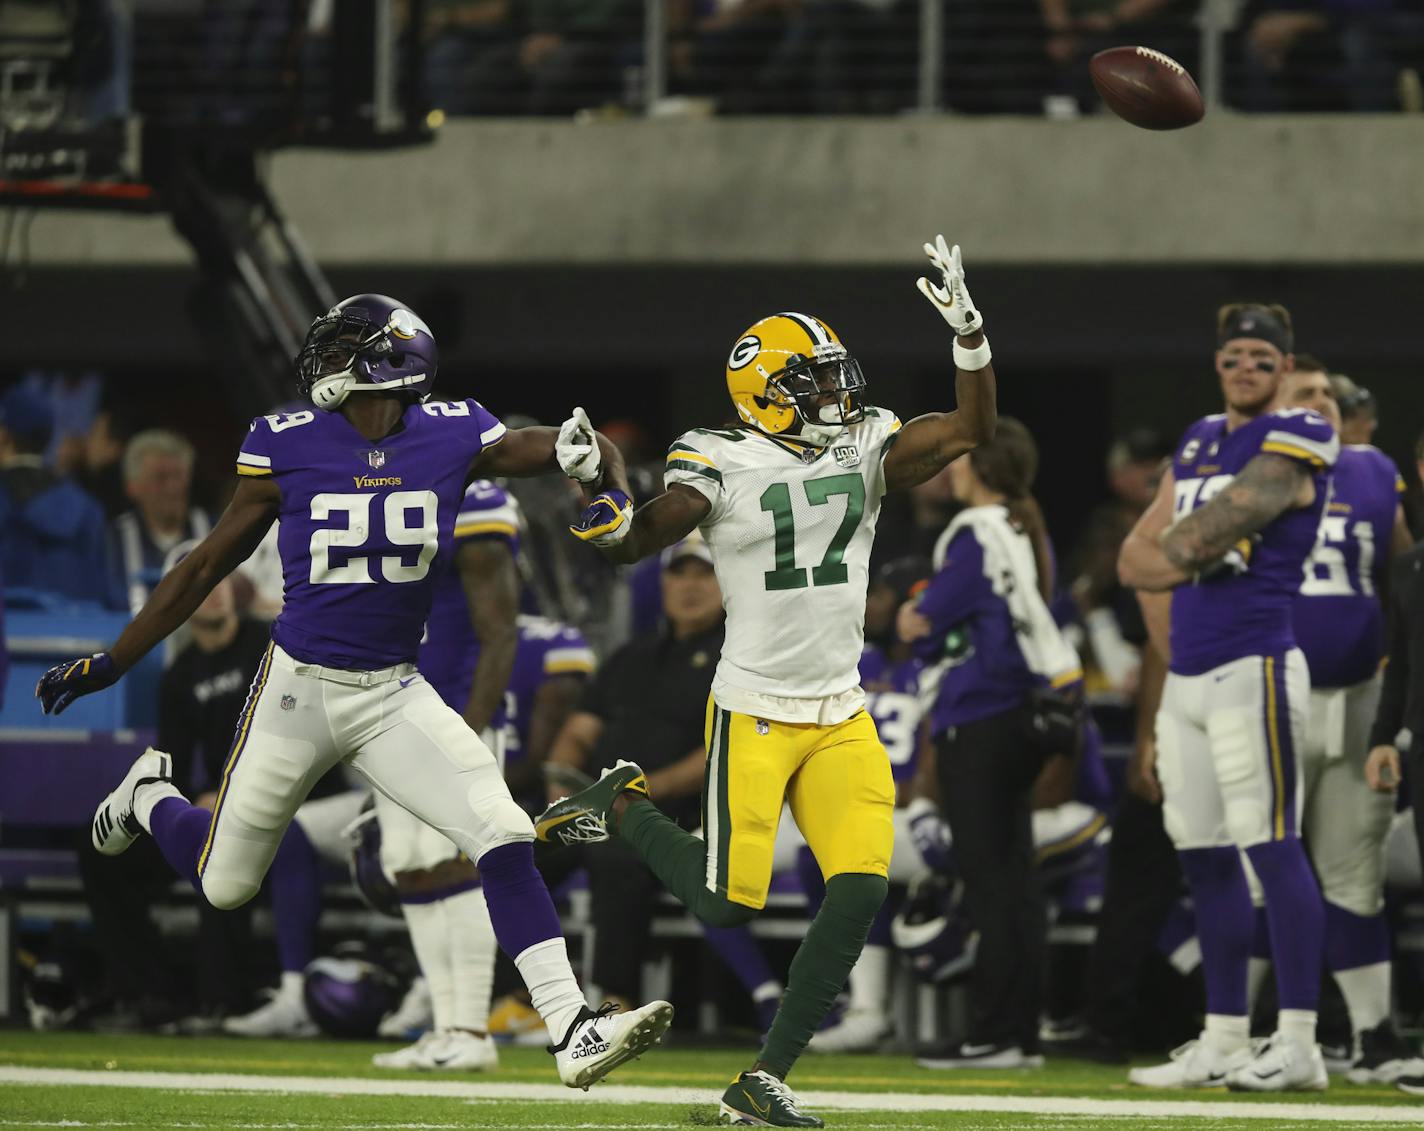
23,116,1424,267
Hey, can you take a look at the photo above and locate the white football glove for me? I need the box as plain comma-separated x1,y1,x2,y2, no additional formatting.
555,406,601,484
916,235,983,337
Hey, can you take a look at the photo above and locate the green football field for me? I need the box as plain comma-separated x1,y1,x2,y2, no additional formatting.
4,1031,1424,1130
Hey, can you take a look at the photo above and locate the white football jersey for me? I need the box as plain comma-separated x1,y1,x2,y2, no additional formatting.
664,408,902,724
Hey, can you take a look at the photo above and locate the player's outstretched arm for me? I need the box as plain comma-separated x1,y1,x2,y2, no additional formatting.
472,421,631,498
1159,452,1312,575
36,477,279,715
572,483,710,564
1118,467,1188,592
883,237,997,492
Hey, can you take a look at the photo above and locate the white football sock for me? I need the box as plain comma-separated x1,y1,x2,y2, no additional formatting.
1204,1012,1250,1053
1278,1008,1318,1048
513,937,587,1041
848,945,890,1016
447,886,497,1033
280,970,304,1001
133,780,184,831
402,898,454,1032
752,980,783,1005
1333,960,1391,1038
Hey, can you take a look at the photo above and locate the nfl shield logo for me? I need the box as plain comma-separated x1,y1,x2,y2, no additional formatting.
756,719,770,736
280,694,296,712
833,444,860,468
367,450,386,470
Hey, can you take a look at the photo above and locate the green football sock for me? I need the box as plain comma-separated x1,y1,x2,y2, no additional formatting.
619,798,756,928
760,872,888,1079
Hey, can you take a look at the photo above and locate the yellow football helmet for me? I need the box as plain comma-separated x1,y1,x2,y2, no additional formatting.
725,312,867,447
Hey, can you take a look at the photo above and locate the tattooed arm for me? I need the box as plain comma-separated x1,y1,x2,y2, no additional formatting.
1159,453,1314,575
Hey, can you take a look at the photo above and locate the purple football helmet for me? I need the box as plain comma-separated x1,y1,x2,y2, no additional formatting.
295,293,438,411
891,874,977,984
303,954,401,1038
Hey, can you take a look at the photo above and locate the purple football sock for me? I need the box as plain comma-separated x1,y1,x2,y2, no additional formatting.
149,796,211,893
1179,846,1253,1017
1244,839,1324,1011
1324,900,1390,972
1251,905,1272,960
268,820,321,973
477,841,563,958
702,925,779,995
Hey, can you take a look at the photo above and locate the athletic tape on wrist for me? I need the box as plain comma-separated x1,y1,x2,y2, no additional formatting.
953,334,992,370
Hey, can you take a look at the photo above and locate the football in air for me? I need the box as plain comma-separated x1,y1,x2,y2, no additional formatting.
1089,46,1204,130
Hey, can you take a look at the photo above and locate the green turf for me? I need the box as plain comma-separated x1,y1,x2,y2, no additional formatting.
2,1031,1422,1129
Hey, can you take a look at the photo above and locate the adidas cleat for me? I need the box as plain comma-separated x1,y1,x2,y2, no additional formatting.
92,748,175,856
719,1070,824,1127
536,759,649,847
551,999,673,1089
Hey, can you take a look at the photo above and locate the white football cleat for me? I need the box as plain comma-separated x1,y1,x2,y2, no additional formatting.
222,988,318,1038
807,1008,892,1054
1226,1032,1328,1092
92,748,174,856
428,1030,499,1071
378,976,434,1039
1128,1037,1252,1088
551,1000,673,1089
373,1030,446,1069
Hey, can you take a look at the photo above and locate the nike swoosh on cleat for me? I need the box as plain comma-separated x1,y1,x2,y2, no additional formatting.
1254,1068,1283,1079
743,1090,770,1116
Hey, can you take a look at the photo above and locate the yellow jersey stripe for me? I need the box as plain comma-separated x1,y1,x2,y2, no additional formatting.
545,659,596,674
666,449,717,468
1260,441,1324,468
454,520,518,539
235,464,273,477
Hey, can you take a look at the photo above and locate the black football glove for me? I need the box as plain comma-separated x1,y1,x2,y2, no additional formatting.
36,652,119,716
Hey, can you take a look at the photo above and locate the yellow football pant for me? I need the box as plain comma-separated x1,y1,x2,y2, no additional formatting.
702,697,895,910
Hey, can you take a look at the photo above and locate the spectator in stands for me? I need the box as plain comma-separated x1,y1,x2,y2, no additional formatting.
465,0,642,116
1239,0,1421,111
74,399,135,519
1330,373,1378,447
110,430,211,616
543,532,724,1009
666,0,796,112
78,570,270,1032
420,1,517,115
0,384,112,607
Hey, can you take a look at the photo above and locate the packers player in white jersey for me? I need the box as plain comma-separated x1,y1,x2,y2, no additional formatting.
536,237,997,1128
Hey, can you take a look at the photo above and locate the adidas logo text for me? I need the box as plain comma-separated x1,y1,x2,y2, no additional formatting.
569,1030,610,1060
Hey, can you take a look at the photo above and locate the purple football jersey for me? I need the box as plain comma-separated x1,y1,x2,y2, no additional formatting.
498,616,596,762
1293,445,1403,688
1168,408,1338,676
417,479,522,704
862,645,925,782
235,399,506,670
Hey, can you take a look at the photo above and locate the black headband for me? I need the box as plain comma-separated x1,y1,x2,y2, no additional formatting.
1218,307,1293,354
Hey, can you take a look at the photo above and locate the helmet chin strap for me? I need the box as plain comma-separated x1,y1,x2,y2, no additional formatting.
310,371,428,412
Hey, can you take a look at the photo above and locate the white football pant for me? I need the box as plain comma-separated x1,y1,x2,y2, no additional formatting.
197,644,531,911
1155,649,1308,850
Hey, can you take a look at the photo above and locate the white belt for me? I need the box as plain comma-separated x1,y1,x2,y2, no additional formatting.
272,644,417,688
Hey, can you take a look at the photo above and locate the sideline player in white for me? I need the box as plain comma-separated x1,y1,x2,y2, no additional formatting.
538,237,997,1127
1120,304,1337,1091
35,294,672,1088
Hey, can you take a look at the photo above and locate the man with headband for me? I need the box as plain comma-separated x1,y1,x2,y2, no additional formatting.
1119,304,1338,1091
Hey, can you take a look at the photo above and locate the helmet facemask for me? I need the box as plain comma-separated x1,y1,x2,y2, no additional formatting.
765,345,867,446
295,306,434,411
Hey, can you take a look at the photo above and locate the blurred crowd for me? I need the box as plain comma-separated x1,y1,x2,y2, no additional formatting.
54,0,1424,139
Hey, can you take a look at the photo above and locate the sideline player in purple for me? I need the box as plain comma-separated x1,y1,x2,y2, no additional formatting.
1278,364,1418,1082
1119,304,1337,1091
34,294,672,1087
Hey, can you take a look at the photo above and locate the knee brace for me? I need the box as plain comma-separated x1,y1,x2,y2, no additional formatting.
1206,708,1273,847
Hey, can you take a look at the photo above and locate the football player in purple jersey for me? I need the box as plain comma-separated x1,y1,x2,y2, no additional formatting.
34,294,673,1088
1119,304,1338,1091
1277,363,1418,1082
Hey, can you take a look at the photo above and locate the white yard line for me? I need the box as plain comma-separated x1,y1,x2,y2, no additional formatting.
3,1065,1424,1124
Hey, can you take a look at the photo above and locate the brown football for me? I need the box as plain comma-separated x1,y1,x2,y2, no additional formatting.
1089,46,1204,130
